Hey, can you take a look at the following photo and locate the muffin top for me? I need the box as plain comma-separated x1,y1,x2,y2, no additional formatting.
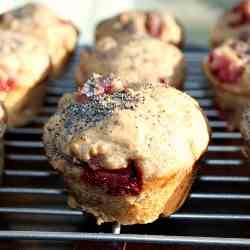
211,0,250,47
204,39,250,95
95,10,184,47
76,35,185,88
0,30,50,99
44,74,209,181
0,3,78,64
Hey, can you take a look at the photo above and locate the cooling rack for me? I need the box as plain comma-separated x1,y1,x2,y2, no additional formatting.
0,47,249,249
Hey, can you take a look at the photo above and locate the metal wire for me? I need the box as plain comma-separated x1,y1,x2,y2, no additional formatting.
1,48,250,246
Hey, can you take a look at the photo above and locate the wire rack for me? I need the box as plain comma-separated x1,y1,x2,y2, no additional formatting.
0,47,250,248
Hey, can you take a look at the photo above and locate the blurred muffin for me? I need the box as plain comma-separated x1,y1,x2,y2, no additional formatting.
95,10,184,48
211,0,250,47
236,105,250,161
44,74,210,225
0,102,7,181
203,39,250,129
0,3,79,76
0,30,50,127
76,35,186,89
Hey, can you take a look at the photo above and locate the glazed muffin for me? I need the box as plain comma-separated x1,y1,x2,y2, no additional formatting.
0,3,79,76
0,30,50,127
76,35,186,89
237,105,250,159
95,10,185,48
211,0,250,47
203,39,250,130
239,106,249,157
0,102,7,181
44,74,210,225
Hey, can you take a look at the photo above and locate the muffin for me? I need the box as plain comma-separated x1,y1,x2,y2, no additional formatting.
76,35,186,89
211,0,250,47
237,105,250,160
95,10,185,48
0,30,50,127
0,3,79,76
203,39,250,130
43,74,210,225
0,102,7,181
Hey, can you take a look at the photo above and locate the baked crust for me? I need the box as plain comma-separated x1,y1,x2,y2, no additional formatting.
76,35,186,89
0,30,50,127
43,74,210,224
95,10,185,48
0,3,79,77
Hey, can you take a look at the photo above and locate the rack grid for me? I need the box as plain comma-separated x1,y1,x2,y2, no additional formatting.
1,47,249,248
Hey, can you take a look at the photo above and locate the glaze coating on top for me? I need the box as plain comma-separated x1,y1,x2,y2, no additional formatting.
44,74,209,181
95,10,184,48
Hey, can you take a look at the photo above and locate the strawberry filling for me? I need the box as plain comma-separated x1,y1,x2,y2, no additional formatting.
159,77,169,85
81,156,142,196
0,78,16,91
145,13,164,38
229,0,250,27
208,52,244,83
75,75,120,103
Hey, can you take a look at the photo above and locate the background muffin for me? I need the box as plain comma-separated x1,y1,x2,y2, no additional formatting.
95,10,184,48
203,39,250,130
211,0,250,47
76,35,186,89
0,3,79,76
0,30,50,127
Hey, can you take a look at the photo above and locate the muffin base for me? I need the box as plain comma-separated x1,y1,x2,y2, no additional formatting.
5,82,47,127
49,157,198,225
51,49,76,78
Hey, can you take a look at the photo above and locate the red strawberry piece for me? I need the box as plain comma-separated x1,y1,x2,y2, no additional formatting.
208,52,244,83
0,78,17,92
98,75,123,95
145,12,164,38
229,0,250,27
103,84,113,94
159,77,169,86
81,156,143,196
